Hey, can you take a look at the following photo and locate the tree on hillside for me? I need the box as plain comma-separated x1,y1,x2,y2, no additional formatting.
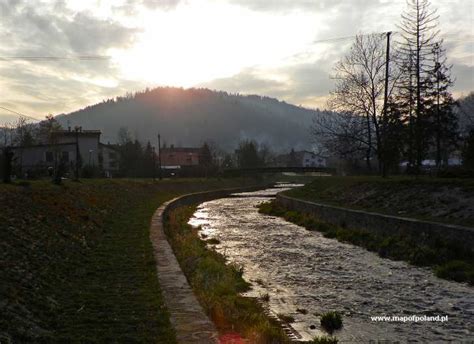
236,140,262,168
13,117,35,147
1,147,14,183
199,142,215,177
397,0,440,173
36,114,62,144
258,143,274,167
142,141,155,177
118,139,143,177
117,127,132,145
427,41,458,167
199,142,213,168
287,148,298,167
221,154,234,169
462,129,474,169
457,92,474,134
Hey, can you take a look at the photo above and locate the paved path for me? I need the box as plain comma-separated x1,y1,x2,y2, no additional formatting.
150,200,218,344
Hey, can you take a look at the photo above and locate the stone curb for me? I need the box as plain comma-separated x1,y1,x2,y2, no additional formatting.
150,184,272,344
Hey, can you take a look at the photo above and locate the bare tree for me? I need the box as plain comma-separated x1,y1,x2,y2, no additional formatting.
312,110,368,160
320,33,401,174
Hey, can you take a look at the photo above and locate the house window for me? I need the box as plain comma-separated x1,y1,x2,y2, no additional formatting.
45,151,54,162
109,152,116,160
61,151,69,162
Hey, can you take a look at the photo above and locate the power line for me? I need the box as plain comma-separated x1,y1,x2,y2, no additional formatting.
0,55,110,61
312,32,397,44
0,106,41,122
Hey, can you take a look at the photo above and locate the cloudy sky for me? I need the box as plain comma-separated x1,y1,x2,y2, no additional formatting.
0,0,472,123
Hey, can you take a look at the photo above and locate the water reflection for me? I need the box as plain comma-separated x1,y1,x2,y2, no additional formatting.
189,185,474,342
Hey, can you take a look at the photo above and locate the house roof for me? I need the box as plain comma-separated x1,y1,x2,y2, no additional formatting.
52,130,101,136
11,142,76,149
161,147,201,154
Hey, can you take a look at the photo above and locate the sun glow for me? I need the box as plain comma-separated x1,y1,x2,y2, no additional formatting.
113,2,317,87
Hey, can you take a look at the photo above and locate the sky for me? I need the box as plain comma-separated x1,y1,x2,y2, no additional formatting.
0,0,473,123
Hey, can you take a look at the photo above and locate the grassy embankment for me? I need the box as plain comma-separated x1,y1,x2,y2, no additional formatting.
285,176,474,227
0,178,262,343
164,205,291,344
260,176,474,285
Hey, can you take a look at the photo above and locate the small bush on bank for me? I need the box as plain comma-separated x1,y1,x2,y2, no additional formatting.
435,260,474,284
320,311,343,333
310,335,339,344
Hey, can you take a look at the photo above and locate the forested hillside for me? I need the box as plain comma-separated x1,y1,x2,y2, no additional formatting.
57,87,321,151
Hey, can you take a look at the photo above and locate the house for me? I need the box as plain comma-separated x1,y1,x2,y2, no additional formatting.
11,128,119,177
276,150,327,168
160,146,201,168
299,151,327,167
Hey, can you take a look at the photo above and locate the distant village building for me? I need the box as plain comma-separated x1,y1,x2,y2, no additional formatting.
160,146,201,169
276,150,327,168
11,128,119,177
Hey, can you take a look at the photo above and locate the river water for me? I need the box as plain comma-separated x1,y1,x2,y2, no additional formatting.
188,184,474,342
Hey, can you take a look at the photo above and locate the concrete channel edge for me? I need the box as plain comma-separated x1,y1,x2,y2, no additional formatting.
276,194,474,251
149,184,273,344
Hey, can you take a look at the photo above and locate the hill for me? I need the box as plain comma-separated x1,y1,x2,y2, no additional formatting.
56,87,320,152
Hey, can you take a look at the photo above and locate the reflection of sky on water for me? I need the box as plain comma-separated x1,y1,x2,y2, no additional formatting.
189,186,474,342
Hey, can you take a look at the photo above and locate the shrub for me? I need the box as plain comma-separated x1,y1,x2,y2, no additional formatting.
435,260,474,284
311,335,339,344
320,311,342,333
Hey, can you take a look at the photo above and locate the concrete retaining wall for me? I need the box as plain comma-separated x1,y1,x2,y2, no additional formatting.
276,194,474,252
162,184,272,220
150,184,272,344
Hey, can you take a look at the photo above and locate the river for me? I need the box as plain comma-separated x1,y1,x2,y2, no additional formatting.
188,184,474,342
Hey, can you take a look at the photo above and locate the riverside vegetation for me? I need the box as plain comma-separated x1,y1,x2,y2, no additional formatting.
284,176,474,227
164,205,291,343
0,178,262,342
259,199,474,285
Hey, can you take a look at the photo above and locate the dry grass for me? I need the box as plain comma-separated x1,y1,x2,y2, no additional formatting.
0,178,259,342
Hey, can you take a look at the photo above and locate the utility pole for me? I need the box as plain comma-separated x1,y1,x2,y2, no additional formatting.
157,134,162,180
74,127,80,181
381,31,391,177
152,146,156,181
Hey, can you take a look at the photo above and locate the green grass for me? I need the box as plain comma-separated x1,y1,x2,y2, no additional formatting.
259,201,474,285
0,177,265,342
319,312,342,333
284,176,474,227
164,205,290,344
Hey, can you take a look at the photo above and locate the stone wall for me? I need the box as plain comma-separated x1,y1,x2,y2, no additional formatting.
276,194,474,252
